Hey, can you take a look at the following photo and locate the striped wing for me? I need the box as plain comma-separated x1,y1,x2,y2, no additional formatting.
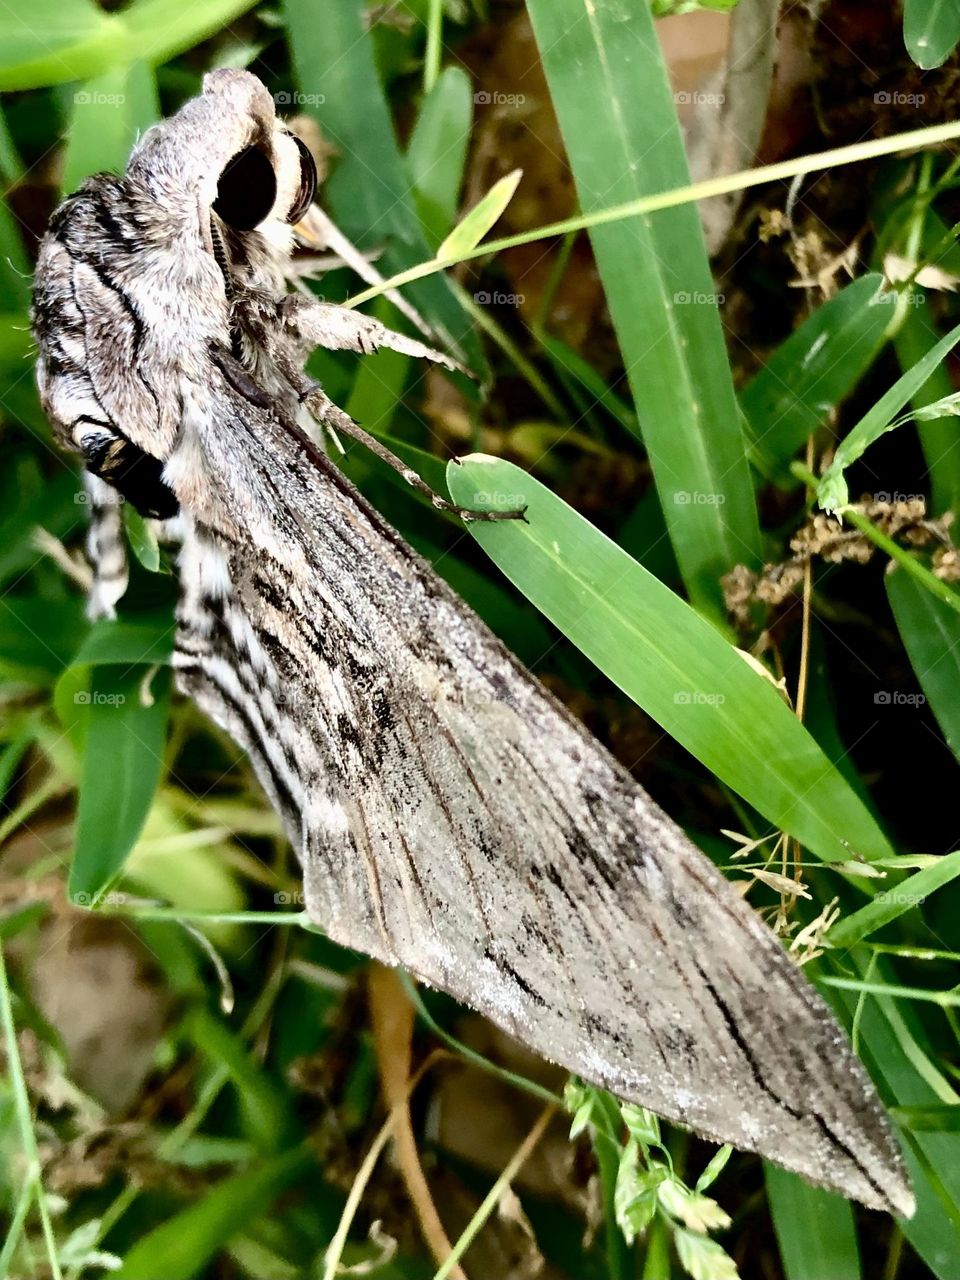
170,370,911,1216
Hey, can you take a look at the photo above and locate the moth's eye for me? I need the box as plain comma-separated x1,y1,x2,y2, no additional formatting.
213,145,277,231
287,136,317,225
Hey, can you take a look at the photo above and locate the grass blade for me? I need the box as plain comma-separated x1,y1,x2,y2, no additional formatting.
283,0,484,371
764,1167,861,1280
817,319,960,512
892,297,960,514
740,274,890,481
886,564,960,763
69,663,171,902
526,0,761,618
446,455,892,863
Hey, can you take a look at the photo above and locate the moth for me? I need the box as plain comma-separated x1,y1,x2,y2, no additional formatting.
33,69,912,1216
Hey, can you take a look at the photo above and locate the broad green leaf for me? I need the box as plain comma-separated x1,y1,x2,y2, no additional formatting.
0,0,260,90
527,0,761,617
284,0,485,372
817,319,960,512
904,0,960,68
114,1146,314,1280
437,169,522,261
62,61,158,192
740,274,890,480
886,566,960,763
764,1167,861,1280
446,456,893,863
69,662,171,902
406,66,472,248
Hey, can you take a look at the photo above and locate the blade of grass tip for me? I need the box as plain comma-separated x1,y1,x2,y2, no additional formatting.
406,66,472,250
886,566,960,764
527,0,760,618
828,848,960,949
904,0,960,68
0,944,64,1280
816,317,960,512
345,120,960,309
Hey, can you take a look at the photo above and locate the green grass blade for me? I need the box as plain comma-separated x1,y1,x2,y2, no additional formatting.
446,455,892,863
828,849,960,949
764,1167,861,1280
831,962,960,1276
526,0,761,618
405,65,472,249
113,1146,314,1280
69,663,171,902
904,0,960,68
817,318,960,512
740,274,890,481
893,298,960,515
283,0,484,372
886,564,960,763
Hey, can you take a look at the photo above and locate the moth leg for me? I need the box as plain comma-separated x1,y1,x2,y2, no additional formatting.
241,311,525,524
297,379,526,524
293,205,445,348
83,472,129,621
276,294,465,375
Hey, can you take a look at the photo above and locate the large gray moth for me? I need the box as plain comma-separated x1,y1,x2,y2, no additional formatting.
32,69,912,1216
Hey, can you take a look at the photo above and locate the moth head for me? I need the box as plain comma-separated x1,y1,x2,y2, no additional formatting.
127,69,317,267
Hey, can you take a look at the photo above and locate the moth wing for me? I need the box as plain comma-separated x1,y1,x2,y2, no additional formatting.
170,376,911,1216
